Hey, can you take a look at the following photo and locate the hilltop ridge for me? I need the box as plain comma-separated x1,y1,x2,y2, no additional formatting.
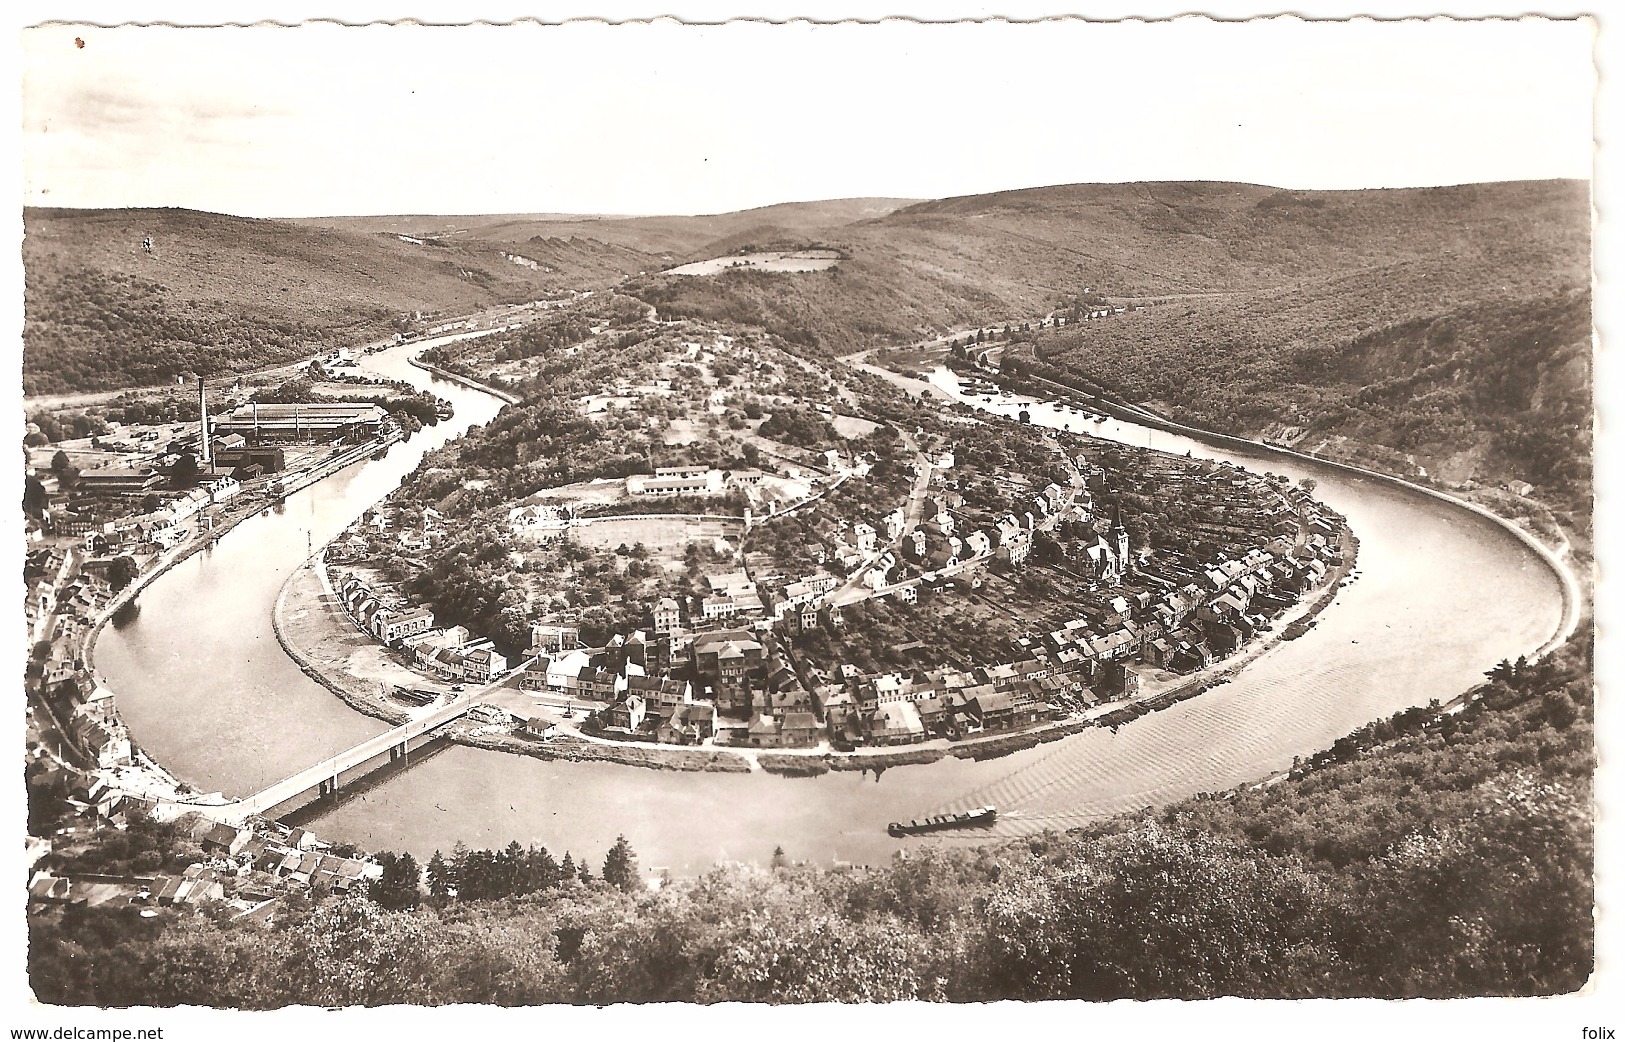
621,178,1590,510
21,206,649,395
289,196,920,259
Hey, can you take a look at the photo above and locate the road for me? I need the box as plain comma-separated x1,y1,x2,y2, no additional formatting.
218,669,518,818
826,448,934,607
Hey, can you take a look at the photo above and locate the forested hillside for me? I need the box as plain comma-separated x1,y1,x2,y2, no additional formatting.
625,181,1587,347
1017,278,1591,516
21,207,646,395
30,637,1592,1005
624,179,1591,512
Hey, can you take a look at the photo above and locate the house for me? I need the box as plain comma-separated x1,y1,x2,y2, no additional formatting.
786,571,838,600
692,630,768,713
864,672,912,708
379,606,435,643
869,700,926,745
520,657,551,690
702,595,739,620
965,690,1031,732
913,694,952,733
661,701,717,744
545,649,593,692
626,675,691,717
461,647,508,682
174,864,227,905
200,823,250,857
153,875,187,905
30,873,83,906
288,853,323,886
780,710,822,747
412,626,472,669
72,711,132,769
577,667,620,701
605,694,649,733
652,598,682,634
746,713,781,747
530,622,581,653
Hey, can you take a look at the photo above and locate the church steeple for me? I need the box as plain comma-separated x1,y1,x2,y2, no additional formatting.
1110,498,1130,573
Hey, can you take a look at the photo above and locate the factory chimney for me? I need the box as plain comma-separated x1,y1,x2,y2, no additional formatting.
198,375,212,468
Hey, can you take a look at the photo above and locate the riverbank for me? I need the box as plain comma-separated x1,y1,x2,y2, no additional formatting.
959,360,1583,659
63,502,288,815
271,559,759,773
70,318,1581,874
271,506,1360,779
70,422,429,812
409,357,521,405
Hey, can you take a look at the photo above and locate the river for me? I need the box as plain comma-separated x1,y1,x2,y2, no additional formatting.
95,344,1569,874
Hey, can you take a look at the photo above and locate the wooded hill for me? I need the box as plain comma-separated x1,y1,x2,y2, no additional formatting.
290,196,918,259
622,179,1592,508
20,207,648,395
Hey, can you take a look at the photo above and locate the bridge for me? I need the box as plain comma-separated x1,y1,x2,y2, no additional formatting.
209,679,512,821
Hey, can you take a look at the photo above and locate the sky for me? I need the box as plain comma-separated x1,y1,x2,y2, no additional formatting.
19,14,1597,218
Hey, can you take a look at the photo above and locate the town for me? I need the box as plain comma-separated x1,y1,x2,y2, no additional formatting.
300,307,1353,763
23,354,459,920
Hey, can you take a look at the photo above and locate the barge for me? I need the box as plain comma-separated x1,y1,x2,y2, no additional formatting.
887,805,997,837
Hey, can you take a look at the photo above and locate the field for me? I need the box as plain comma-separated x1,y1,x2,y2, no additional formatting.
665,250,842,276
565,516,743,568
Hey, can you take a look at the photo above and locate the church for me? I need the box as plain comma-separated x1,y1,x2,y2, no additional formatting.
1082,501,1132,586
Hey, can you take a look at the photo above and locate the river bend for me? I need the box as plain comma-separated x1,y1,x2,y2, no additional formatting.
96,345,1568,872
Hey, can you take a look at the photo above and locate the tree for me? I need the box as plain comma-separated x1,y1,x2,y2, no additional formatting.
107,556,139,593
426,849,453,901
23,474,47,518
771,845,789,870
51,450,70,475
602,835,640,892
371,851,421,911
559,851,577,884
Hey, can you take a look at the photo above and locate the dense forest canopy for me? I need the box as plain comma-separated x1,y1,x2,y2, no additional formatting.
21,207,651,395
